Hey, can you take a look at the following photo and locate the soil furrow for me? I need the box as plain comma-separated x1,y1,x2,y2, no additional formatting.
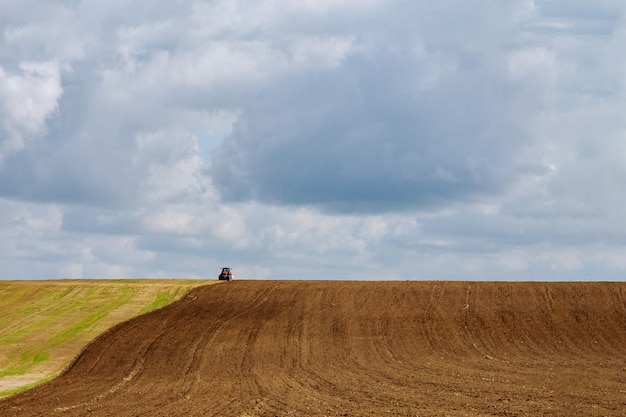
1,280,625,416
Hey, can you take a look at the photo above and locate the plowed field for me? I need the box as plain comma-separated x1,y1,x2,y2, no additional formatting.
1,281,625,416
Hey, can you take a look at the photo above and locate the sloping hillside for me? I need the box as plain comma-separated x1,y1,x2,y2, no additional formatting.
0,279,207,396
1,281,625,416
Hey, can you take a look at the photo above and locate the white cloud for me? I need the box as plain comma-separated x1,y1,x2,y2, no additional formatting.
4,19,86,62
133,130,206,203
507,47,556,82
0,61,63,158
498,250,531,272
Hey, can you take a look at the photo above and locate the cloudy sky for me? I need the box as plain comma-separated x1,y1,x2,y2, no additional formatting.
1,0,625,280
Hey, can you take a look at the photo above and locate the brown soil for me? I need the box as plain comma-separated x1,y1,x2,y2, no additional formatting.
1,280,625,416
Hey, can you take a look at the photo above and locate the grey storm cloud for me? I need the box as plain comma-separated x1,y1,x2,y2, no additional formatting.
211,44,543,212
206,1,560,213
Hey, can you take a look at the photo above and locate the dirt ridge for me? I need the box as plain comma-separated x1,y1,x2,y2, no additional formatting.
1,280,625,416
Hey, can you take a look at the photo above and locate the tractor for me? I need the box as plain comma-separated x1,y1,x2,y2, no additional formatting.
218,267,232,281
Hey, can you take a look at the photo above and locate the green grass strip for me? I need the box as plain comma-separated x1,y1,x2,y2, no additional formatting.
0,279,209,396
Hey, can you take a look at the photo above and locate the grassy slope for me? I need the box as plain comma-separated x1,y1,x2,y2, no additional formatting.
0,279,214,396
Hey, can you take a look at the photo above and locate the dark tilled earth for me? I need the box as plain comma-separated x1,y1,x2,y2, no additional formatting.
1,280,625,416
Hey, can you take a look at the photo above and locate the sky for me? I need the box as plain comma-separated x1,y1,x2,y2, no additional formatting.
1,0,626,280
